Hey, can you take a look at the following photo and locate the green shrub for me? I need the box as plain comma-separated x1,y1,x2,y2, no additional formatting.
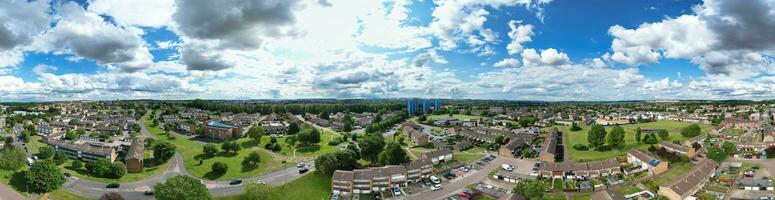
572,144,589,151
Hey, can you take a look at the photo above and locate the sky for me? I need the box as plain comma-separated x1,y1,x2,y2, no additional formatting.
0,0,774,102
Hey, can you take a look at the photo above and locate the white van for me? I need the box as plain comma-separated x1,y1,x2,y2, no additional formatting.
501,164,513,171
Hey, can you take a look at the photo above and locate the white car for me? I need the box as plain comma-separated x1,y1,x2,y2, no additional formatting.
429,175,441,184
529,171,538,176
459,167,469,172
392,187,402,196
501,164,513,171
431,184,442,191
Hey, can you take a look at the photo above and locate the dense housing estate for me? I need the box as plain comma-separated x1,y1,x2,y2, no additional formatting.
331,158,435,196
658,159,718,200
626,149,668,176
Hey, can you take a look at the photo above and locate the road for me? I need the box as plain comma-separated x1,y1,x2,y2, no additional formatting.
61,114,314,199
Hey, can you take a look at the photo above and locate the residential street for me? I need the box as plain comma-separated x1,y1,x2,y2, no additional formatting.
405,157,508,200
0,182,26,200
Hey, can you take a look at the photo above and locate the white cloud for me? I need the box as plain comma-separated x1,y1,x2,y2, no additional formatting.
506,20,534,55
88,0,175,28
522,48,570,67
493,58,519,68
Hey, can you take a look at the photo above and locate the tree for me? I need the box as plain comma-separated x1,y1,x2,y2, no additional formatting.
315,149,358,175
681,124,702,137
53,151,69,165
72,160,84,169
635,127,642,144
221,140,241,153
247,126,264,144
570,124,582,131
495,135,506,145
513,179,547,200
342,113,354,132
153,175,212,200
587,124,607,148
378,142,410,165
319,110,330,120
287,122,300,135
111,162,127,178
99,192,124,200
38,146,57,159
607,126,626,149
297,126,321,144
3,137,13,148
25,160,66,193
86,158,112,177
721,141,736,155
706,147,727,162
203,143,219,157
153,141,176,163
243,151,261,166
418,115,427,122
643,134,658,144
65,131,77,140
658,129,670,140
358,133,386,162
211,162,228,174
0,147,27,170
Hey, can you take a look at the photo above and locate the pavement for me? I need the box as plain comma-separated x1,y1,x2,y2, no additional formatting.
59,115,313,199
0,182,27,200
403,157,509,200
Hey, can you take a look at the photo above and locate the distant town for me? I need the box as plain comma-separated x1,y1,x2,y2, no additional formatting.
0,99,773,200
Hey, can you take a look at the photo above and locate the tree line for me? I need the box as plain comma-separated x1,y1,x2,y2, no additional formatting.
186,99,403,115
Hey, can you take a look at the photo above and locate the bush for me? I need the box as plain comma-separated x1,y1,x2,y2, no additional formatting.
211,162,228,174
328,137,344,146
572,144,589,151
595,145,612,151
72,160,83,169
570,124,582,131
0,147,27,170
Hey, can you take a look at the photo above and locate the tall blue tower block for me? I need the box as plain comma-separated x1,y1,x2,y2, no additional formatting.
422,100,430,113
434,100,441,110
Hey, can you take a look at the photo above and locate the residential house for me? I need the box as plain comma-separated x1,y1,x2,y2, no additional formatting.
660,141,697,158
658,159,718,200
540,129,557,162
627,149,668,176
125,138,145,173
261,121,288,135
203,121,242,140
47,139,117,162
402,122,428,146
423,149,453,164
404,158,434,182
332,170,354,195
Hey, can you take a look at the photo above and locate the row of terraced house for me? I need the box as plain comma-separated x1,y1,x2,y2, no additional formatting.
331,158,435,196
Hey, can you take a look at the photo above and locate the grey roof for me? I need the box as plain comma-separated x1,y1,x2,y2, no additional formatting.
404,158,432,170
664,159,718,196
353,169,373,180
125,137,144,161
542,130,557,154
424,149,452,159
628,149,658,164
737,177,774,187
332,170,354,182
660,141,693,153
48,139,114,156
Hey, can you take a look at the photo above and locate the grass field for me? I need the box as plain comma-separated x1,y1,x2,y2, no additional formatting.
550,121,713,162
59,158,170,183
617,185,643,195
256,129,342,158
427,114,483,120
216,172,332,200
0,169,89,200
144,117,293,180
453,151,486,164
571,193,592,200
26,135,46,155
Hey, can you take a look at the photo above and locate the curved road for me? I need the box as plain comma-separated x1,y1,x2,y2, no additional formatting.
62,117,313,199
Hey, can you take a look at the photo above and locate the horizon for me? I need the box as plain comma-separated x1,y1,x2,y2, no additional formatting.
1,0,774,102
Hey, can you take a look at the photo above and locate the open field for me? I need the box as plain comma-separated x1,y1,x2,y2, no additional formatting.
27,135,46,155
216,172,332,200
145,117,293,180
256,129,342,158
549,121,713,162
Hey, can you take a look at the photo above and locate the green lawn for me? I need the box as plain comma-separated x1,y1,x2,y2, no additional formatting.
652,162,695,186
721,128,743,136
453,151,485,164
572,193,592,200
27,135,46,155
0,169,89,200
473,194,498,200
59,158,170,183
256,130,342,158
216,172,332,200
544,193,566,200
617,185,643,195
144,117,293,180
550,121,713,162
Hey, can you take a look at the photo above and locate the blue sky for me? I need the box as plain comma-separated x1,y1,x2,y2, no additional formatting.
0,0,773,101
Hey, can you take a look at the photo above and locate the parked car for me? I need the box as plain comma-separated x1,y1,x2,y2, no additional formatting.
299,167,309,173
297,162,306,168
430,175,441,184
64,173,71,177
444,172,456,179
331,193,340,200
392,187,402,196
529,171,538,176
459,166,469,172
422,178,432,186
431,184,442,191
144,190,154,196
106,183,120,188
229,179,243,185
372,192,382,200
501,164,513,171
475,160,484,165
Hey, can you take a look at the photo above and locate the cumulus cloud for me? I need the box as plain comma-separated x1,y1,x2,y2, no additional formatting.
506,21,534,55
0,0,51,69
180,44,231,71
88,0,175,28
430,0,548,50
493,58,519,68
607,0,775,77
35,2,153,72
522,48,570,67
173,0,301,49
412,49,448,67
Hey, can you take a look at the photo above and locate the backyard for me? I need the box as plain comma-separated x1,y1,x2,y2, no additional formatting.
550,121,713,162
